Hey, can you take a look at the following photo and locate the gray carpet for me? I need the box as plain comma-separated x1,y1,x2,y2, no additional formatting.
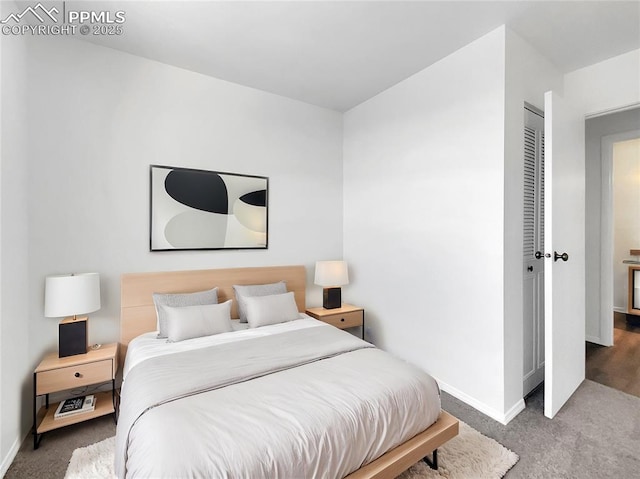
441,380,640,478
6,379,639,478
6,415,115,479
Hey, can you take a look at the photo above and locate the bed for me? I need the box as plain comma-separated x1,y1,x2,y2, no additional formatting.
115,265,458,478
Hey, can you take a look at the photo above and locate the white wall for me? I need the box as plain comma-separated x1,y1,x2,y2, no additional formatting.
565,49,640,117
613,138,640,309
21,35,343,439
343,26,565,423
503,28,562,417
0,4,32,473
344,27,509,421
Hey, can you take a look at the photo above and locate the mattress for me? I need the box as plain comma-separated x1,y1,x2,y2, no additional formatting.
115,319,441,478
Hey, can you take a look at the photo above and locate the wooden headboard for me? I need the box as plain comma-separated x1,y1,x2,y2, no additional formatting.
120,265,306,366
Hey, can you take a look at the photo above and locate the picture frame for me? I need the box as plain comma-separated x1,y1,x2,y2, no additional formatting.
150,165,268,251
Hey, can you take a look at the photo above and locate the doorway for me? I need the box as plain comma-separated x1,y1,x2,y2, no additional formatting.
584,107,640,398
603,133,640,322
584,107,640,346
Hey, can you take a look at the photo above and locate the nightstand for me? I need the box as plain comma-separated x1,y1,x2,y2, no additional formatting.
33,343,118,449
306,304,365,339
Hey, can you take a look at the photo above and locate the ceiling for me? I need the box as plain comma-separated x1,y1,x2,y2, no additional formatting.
74,1,640,111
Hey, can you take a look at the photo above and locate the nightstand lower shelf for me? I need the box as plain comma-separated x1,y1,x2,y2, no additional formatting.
36,390,115,434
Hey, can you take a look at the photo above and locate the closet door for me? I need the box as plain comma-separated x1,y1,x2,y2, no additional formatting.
523,105,545,397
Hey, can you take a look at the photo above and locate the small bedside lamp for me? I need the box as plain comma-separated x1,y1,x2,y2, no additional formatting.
314,261,349,309
44,273,101,358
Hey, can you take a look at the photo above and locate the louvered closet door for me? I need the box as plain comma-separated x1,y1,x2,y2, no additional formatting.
523,106,545,397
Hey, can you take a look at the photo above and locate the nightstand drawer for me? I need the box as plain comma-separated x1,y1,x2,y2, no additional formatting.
321,310,363,329
305,304,365,340
36,360,112,395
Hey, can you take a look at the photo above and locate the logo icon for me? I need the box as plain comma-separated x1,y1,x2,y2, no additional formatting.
1,2,59,24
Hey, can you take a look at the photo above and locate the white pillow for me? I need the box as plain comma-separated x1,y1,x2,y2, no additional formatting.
244,292,300,328
160,300,233,342
153,287,218,338
233,281,287,322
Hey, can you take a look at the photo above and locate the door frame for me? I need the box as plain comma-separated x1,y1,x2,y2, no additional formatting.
600,129,640,346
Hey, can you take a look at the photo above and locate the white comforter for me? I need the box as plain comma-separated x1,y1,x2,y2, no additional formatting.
122,316,322,380
115,321,441,479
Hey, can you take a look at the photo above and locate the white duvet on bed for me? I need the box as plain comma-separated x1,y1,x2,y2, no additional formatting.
123,314,324,380
116,323,441,479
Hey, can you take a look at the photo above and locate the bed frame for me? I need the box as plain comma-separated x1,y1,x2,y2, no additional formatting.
120,265,458,478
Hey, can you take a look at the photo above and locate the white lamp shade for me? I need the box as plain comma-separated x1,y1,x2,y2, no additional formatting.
314,261,349,287
44,273,101,318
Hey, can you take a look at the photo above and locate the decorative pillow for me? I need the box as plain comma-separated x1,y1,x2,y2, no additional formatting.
153,287,218,338
244,292,300,328
233,281,287,323
160,300,233,342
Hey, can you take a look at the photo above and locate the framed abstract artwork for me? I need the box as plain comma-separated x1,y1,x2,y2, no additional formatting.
150,165,268,251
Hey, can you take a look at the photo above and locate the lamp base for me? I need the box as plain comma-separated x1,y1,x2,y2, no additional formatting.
323,287,342,309
59,316,88,358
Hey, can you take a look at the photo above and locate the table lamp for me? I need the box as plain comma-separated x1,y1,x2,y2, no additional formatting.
314,261,349,309
44,273,101,357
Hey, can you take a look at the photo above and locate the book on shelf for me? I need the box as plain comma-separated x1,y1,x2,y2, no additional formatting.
54,395,95,419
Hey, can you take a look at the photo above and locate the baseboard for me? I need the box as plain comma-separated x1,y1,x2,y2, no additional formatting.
0,435,20,477
613,306,626,313
503,398,526,424
437,379,525,425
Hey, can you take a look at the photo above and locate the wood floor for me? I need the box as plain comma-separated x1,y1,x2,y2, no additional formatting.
586,312,640,398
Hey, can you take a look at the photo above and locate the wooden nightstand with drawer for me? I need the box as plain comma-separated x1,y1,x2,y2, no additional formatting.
306,304,365,339
33,343,118,449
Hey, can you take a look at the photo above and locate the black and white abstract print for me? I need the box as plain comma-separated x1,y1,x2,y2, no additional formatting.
150,165,268,251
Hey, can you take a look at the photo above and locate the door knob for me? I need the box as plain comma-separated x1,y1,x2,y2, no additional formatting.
554,251,569,262
527,266,534,272
535,251,543,259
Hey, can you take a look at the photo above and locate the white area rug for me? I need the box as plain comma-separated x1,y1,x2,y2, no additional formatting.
397,421,519,479
64,436,115,479
65,421,518,479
